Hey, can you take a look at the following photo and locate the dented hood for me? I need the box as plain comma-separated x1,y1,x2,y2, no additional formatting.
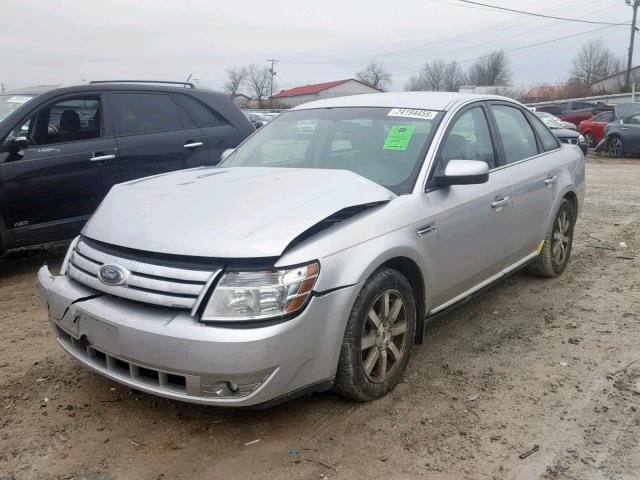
83,167,395,258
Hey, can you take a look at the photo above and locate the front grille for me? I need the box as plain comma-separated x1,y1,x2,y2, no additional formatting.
56,326,191,394
67,238,220,311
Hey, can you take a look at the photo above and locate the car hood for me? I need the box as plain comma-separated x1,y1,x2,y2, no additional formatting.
551,128,579,139
83,167,395,258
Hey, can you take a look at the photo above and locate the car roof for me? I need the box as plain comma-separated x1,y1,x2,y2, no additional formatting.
291,91,514,111
2,83,210,97
2,85,61,96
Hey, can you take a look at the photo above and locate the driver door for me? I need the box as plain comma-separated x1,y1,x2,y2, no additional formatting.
0,94,118,243
421,104,516,310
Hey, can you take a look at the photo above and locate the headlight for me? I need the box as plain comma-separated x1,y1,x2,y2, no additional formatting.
201,262,319,322
578,134,586,144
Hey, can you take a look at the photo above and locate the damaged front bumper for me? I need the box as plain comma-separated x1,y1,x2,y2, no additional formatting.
37,266,360,407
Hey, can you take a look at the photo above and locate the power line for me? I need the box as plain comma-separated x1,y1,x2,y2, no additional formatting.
453,0,629,26
280,0,617,66
389,24,615,78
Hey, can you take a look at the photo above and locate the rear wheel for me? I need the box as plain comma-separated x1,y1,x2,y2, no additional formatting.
528,199,575,278
607,135,624,157
334,268,416,401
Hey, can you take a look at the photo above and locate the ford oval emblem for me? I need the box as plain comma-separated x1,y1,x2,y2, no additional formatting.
98,264,129,286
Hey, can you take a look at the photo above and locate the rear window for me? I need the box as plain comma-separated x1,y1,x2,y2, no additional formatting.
176,95,226,127
110,93,182,135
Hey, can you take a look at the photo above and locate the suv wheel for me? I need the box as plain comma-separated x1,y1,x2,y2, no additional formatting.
528,199,575,278
334,268,416,401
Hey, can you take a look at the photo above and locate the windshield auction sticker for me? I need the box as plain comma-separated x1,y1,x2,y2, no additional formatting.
387,108,437,120
383,125,416,151
7,96,32,104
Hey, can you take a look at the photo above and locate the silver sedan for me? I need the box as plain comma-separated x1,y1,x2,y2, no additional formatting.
38,92,585,407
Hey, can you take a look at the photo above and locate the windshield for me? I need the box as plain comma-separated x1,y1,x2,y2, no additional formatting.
0,95,35,124
221,107,443,194
536,112,564,129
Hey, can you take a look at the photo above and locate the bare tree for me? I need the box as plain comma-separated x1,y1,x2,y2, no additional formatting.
355,62,391,91
405,59,466,92
246,65,272,107
468,50,512,86
443,61,467,92
223,67,247,95
570,39,621,86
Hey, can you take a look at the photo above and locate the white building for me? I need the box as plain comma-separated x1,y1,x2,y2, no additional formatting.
270,79,381,108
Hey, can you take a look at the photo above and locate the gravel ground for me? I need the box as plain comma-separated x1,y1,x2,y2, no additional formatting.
1,157,639,480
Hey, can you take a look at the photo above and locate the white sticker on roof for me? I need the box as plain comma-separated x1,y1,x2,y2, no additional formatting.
387,108,437,120
6,96,33,104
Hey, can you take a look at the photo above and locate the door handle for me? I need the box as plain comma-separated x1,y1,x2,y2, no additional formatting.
545,175,558,185
90,154,116,162
622,127,628,131
491,195,510,209
183,141,204,149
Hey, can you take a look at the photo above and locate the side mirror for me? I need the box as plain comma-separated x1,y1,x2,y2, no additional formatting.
433,160,489,186
5,136,29,152
220,148,235,162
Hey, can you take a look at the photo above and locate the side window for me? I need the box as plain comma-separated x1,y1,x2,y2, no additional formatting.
110,93,182,135
439,106,496,169
175,95,225,127
5,96,102,147
491,105,539,163
528,113,560,152
626,114,640,125
596,111,614,123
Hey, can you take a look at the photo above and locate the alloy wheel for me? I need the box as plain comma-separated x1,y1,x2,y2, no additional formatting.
552,209,571,266
360,290,409,383
608,137,623,156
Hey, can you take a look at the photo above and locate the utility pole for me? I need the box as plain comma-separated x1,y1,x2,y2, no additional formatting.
625,0,640,90
266,59,278,99
0,83,5,94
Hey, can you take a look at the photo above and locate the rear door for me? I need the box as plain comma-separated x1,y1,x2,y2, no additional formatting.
0,93,118,242
488,103,558,258
174,93,240,164
108,91,209,182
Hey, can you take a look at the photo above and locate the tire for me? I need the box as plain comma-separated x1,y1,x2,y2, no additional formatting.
607,135,624,157
333,268,417,401
583,132,594,148
528,199,575,278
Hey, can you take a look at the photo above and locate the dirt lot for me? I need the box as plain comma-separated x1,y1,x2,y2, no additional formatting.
1,158,639,480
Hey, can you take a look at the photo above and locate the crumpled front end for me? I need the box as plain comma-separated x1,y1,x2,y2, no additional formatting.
37,264,361,407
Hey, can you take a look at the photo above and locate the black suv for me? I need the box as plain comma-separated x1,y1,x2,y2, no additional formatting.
0,81,254,254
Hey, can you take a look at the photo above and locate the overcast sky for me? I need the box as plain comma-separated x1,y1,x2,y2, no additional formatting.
0,0,633,93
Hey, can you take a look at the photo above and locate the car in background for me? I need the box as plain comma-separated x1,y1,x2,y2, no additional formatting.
578,111,615,147
0,81,254,254
598,110,640,156
535,101,611,128
535,111,587,154
38,92,585,407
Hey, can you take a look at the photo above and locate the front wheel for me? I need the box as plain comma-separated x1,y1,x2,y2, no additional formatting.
528,199,575,278
334,268,416,401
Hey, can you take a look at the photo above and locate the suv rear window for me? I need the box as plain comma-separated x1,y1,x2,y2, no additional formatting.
110,93,182,135
176,95,225,127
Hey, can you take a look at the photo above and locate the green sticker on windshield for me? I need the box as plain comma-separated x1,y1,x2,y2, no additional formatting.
383,125,415,151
